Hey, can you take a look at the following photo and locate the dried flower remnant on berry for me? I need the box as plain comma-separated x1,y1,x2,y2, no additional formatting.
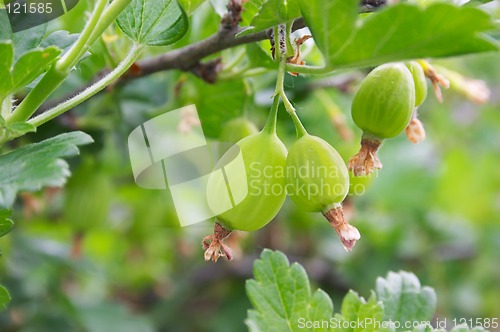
406,115,426,144
202,223,233,262
348,137,383,176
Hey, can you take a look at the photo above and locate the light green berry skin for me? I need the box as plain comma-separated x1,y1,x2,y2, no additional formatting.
220,117,259,143
207,131,287,232
348,170,374,196
406,61,428,107
352,63,415,139
286,135,349,213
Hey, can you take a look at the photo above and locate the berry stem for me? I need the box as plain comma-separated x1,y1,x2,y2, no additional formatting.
273,37,308,138
263,94,280,134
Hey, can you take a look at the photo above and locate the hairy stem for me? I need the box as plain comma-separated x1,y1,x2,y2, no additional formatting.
274,32,308,138
7,0,132,125
29,45,144,127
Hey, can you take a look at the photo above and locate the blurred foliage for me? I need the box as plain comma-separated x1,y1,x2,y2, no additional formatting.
0,1,499,331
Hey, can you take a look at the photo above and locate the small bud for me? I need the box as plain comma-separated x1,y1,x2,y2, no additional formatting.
177,107,201,134
433,65,490,105
418,60,450,103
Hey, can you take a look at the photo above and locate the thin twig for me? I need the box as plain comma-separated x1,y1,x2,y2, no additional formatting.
36,1,386,113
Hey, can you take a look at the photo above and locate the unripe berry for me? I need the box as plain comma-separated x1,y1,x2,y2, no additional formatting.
348,170,374,196
286,134,360,251
220,117,259,143
349,63,415,176
406,61,428,107
203,131,287,261
209,131,287,232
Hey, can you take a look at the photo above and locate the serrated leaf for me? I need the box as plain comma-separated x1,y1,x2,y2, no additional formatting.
0,44,61,99
0,284,10,310
245,309,268,332
412,325,442,332
245,249,333,332
178,0,206,15
40,30,79,55
334,290,394,332
0,132,93,224
117,0,189,46
376,271,436,331
308,289,334,331
239,0,301,36
300,1,498,69
412,324,487,332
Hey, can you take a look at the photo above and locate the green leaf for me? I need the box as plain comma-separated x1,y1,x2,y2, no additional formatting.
5,121,36,135
0,131,93,223
0,44,61,100
40,30,79,55
298,0,358,63
178,0,206,15
376,271,436,330
0,41,13,99
179,78,247,138
463,0,495,7
411,324,440,332
0,9,10,40
412,324,487,332
333,291,392,332
245,249,333,332
300,1,498,69
0,212,13,237
0,284,10,310
117,0,189,46
12,23,48,59
239,0,301,36
0,8,48,59
10,46,61,94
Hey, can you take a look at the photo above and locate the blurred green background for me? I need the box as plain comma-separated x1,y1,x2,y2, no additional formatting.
0,1,499,331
